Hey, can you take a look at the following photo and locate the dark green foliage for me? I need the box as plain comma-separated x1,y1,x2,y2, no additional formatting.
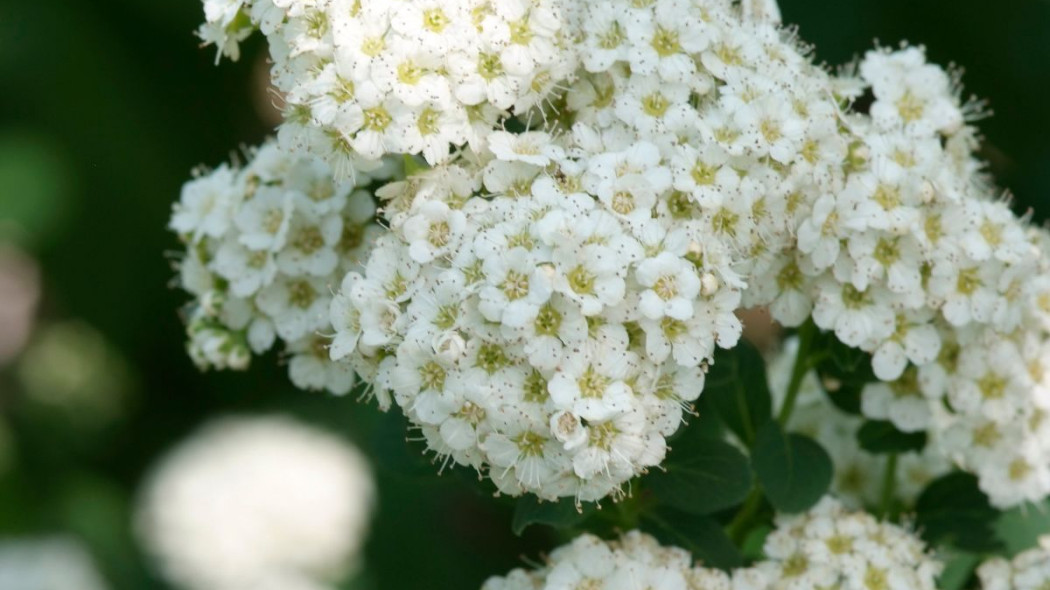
702,341,772,447
511,497,594,536
916,472,1003,552
646,434,753,516
751,422,832,513
641,507,743,570
856,420,927,454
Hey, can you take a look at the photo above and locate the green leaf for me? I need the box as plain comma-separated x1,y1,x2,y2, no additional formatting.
60,472,150,587
994,500,1050,556
828,336,869,373
511,496,593,536
646,434,752,515
936,550,981,590
915,472,1003,552
641,507,743,570
369,409,438,479
702,341,772,447
811,331,875,416
820,379,863,415
0,132,72,247
402,154,427,176
740,525,772,562
856,420,927,454
752,422,832,513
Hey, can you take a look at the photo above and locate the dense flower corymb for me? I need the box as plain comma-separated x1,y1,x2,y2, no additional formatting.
482,530,740,590
169,141,392,395
199,0,578,172
757,497,942,590
482,497,941,590
179,0,1050,510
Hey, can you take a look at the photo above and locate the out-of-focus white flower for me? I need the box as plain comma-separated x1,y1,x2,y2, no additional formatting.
978,537,1050,590
17,321,133,428
0,537,109,590
482,531,734,590
759,497,942,590
483,500,942,590
136,415,375,590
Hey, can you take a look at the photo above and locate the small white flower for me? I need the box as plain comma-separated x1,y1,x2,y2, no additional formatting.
170,165,240,242
635,252,700,321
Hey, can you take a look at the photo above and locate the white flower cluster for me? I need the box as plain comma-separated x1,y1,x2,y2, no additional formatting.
324,0,849,502
481,530,743,590
768,337,950,509
187,0,1050,509
169,141,390,395
136,415,375,590
482,498,941,590
199,0,577,171
755,497,942,590
742,45,1050,509
978,538,1050,590
330,130,751,501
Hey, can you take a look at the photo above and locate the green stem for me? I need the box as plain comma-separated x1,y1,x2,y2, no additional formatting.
878,453,898,520
726,321,818,546
777,319,816,426
726,488,764,545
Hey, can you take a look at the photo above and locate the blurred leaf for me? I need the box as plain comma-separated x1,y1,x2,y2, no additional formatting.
647,435,751,516
828,336,868,373
368,409,438,480
820,380,863,415
703,341,772,447
641,507,743,570
856,420,926,454
740,525,772,562
402,154,426,176
60,473,150,588
752,422,832,513
811,330,876,416
511,497,593,536
936,550,981,590
339,567,377,590
994,500,1050,556
916,472,1003,552
0,132,71,247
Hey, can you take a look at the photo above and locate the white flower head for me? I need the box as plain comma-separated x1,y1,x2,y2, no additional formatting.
136,416,375,590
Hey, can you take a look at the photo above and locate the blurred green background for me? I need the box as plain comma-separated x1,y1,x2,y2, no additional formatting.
0,0,1047,588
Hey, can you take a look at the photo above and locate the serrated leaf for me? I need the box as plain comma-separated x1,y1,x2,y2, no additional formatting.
702,341,772,447
915,472,1003,552
511,496,593,536
856,420,927,454
752,422,832,513
646,435,752,515
642,507,743,570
